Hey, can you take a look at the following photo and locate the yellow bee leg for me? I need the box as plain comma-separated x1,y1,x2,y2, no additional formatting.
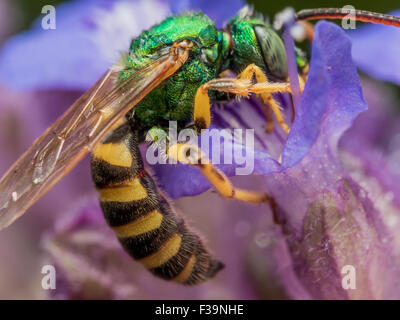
193,82,212,131
167,142,272,204
238,64,292,133
263,103,274,134
193,78,253,131
194,71,296,134
298,73,306,91
197,163,270,203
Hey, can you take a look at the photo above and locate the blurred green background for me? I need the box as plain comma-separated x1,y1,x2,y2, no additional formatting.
251,0,399,15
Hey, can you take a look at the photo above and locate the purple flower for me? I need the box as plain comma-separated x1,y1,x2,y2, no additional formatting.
1,0,400,300
248,21,400,299
43,197,262,299
0,0,172,91
348,10,400,86
153,21,367,199
151,19,400,299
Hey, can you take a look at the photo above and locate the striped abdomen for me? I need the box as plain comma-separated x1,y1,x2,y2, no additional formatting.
90,124,223,284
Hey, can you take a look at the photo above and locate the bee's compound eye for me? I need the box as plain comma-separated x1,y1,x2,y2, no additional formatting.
253,25,288,81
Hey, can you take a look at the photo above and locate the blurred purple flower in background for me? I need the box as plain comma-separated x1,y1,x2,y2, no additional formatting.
260,23,400,299
1,0,400,299
349,10,400,86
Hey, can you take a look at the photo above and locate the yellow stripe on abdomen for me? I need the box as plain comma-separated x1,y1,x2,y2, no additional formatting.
92,141,132,167
112,209,163,238
139,234,182,269
173,254,196,283
98,178,147,202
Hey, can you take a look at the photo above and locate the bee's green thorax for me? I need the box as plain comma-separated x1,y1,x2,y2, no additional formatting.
117,10,293,134
227,14,288,81
121,12,221,132
129,12,217,61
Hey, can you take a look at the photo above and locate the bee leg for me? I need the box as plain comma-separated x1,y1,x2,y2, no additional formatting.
263,103,274,134
193,75,296,133
167,142,272,204
168,141,283,223
238,63,294,134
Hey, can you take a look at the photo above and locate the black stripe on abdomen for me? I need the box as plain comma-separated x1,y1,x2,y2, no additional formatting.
91,125,224,285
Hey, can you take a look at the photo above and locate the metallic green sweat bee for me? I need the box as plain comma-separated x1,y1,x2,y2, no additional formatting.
0,6,399,285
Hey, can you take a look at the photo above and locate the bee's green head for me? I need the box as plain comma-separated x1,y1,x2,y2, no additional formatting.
227,6,288,81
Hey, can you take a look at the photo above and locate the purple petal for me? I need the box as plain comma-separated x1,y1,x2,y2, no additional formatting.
348,10,400,86
0,0,170,91
148,98,283,199
280,8,301,108
260,22,400,299
341,76,400,208
266,20,368,237
152,22,368,199
282,21,367,169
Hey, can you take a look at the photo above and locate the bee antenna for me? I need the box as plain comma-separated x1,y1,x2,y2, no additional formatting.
296,8,400,27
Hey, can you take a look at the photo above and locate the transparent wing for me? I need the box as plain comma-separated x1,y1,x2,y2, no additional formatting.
0,41,190,230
